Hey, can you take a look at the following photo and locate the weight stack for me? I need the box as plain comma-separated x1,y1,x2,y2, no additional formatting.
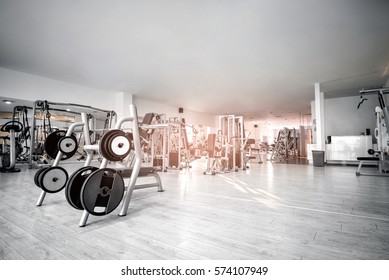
169,152,179,167
228,152,241,169
153,158,163,167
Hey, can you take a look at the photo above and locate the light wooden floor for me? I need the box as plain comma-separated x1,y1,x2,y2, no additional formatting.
0,159,388,260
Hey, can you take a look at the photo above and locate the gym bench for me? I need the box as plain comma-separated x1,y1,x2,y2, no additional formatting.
356,156,388,177
117,167,163,192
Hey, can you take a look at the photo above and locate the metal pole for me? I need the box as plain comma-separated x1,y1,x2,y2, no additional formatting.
178,119,182,168
8,129,16,169
81,113,93,166
119,105,141,216
29,101,40,168
162,125,167,171
231,116,236,171
79,210,90,227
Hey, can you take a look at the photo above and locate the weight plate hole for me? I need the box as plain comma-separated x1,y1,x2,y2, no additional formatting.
100,186,111,197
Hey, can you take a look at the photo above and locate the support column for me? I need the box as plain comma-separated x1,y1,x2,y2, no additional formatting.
314,83,325,151
115,92,133,118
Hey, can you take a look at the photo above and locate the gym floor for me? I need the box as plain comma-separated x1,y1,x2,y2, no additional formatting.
0,159,388,260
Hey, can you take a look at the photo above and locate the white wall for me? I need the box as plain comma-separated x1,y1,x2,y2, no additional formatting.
0,68,115,110
244,121,279,145
133,97,217,128
324,95,377,138
243,121,259,144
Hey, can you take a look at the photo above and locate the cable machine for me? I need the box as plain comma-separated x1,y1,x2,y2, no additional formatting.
29,100,116,168
0,105,33,172
356,87,389,176
0,120,23,172
138,113,168,172
218,114,247,171
167,117,193,170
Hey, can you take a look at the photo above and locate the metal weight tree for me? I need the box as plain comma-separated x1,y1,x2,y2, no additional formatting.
76,104,163,227
35,112,93,206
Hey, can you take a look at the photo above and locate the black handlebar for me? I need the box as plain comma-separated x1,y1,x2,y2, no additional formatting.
357,97,367,109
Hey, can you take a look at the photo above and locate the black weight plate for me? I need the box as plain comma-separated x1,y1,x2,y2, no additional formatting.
44,130,77,160
38,167,49,187
65,166,98,210
44,130,66,159
61,134,77,160
99,130,120,161
34,167,49,188
80,168,124,216
99,130,131,161
39,166,69,193
99,130,115,161
58,136,78,159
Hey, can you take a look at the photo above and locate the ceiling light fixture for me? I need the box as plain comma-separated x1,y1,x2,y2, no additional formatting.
2,100,14,105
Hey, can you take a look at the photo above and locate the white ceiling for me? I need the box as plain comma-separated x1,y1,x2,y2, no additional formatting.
1,0,389,126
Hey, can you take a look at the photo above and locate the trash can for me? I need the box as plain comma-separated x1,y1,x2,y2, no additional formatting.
312,150,325,167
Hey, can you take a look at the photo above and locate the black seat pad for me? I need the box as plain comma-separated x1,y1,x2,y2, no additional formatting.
357,157,379,161
117,167,156,177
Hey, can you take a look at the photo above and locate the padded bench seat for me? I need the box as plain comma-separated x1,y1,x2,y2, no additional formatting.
116,166,163,192
356,156,382,176
356,157,379,161
117,167,157,177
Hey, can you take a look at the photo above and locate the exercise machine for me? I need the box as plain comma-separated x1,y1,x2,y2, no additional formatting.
29,100,116,168
13,106,32,163
218,114,249,171
203,133,229,175
270,128,299,162
0,120,23,172
356,88,389,176
243,138,260,164
139,113,169,171
0,105,33,172
167,117,193,170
